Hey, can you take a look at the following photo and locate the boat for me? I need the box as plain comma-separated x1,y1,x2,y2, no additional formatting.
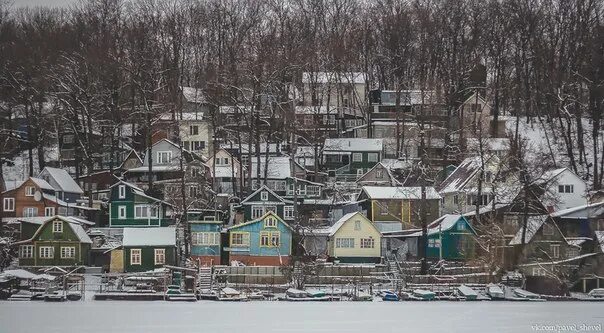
7,290,33,301
280,288,332,301
352,291,373,301
381,291,399,301
487,284,505,300
218,287,247,301
306,289,327,298
246,291,266,300
513,288,545,301
285,288,309,298
412,289,435,301
588,288,604,298
457,285,478,301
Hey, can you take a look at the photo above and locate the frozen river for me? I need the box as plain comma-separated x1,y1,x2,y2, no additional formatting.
1,301,603,333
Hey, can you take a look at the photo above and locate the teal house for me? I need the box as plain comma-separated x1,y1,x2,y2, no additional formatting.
399,214,477,260
237,185,294,223
108,180,172,227
189,210,223,266
226,211,293,266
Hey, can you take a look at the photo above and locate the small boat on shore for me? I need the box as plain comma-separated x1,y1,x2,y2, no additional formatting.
381,291,399,301
512,288,545,301
218,287,248,301
457,285,478,301
412,289,435,301
487,284,505,300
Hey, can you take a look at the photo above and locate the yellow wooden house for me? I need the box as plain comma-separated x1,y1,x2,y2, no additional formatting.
327,212,382,263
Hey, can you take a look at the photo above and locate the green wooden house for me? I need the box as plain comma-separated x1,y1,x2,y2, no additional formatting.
237,185,294,223
322,138,384,176
399,214,477,260
108,180,173,228
15,216,92,267
115,227,176,273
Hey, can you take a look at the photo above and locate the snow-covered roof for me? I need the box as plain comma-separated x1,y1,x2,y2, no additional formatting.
360,186,440,200
227,211,292,231
595,231,604,254
240,185,293,204
437,156,483,194
219,105,254,114
181,86,207,104
4,215,95,226
323,138,383,152
30,177,54,191
404,214,472,237
158,112,205,121
69,222,93,244
378,90,438,106
302,72,366,84
509,215,549,245
2,179,25,191
380,158,411,170
534,168,568,185
327,212,377,237
466,138,510,152
250,156,296,179
295,106,338,115
122,227,176,247
550,201,604,219
357,162,401,186
39,167,84,194
126,165,181,173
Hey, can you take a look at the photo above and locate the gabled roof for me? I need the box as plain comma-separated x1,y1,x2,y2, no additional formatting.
16,216,92,244
533,168,568,185
250,156,305,180
328,212,378,237
437,156,484,194
29,177,54,191
39,167,84,194
4,215,95,226
181,86,207,104
403,214,475,237
227,211,292,231
110,180,172,206
240,185,293,204
122,227,176,247
509,215,549,245
359,186,440,200
323,138,383,153
550,201,604,219
119,149,144,168
356,162,401,186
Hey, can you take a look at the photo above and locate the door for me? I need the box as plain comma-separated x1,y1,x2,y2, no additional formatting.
110,249,124,273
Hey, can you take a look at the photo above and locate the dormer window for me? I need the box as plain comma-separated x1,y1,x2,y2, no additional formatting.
261,191,268,201
52,220,63,233
118,185,126,199
25,186,35,196
157,151,172,164
265,217,277,228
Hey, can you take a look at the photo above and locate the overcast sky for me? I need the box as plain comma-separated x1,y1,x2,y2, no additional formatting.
11,0,80,8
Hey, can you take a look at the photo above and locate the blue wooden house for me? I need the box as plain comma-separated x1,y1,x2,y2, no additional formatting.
236,185,294,223
226,211,292,266
188,210,224,266
108,180,173,228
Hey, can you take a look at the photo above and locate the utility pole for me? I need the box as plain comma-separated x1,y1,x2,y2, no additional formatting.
419,128,428,275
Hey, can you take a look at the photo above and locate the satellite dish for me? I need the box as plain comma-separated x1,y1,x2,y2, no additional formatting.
33,191,42,202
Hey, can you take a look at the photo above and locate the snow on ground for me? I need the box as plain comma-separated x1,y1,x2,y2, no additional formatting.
0,301,602,333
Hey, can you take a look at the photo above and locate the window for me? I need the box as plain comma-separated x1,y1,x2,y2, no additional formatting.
453,195,459,205
118,206,127,219
135,205,158,219
45,207,55,217
485,171,493,183
354,220,361,231
154,249,165,265
542,223,554,236
260,231,280,247
60,247,75,259
457,221,467,231
360,238,375,249
260,231,270,247
191,167,200,178
550,244,560,259
558,185,574,193
52,220,63,233
251,206,264,219
23,207,38,217
39,246,54,259
335,238,355,248
428,239,435,248
532,267,547,277
352,153,362,162
63,134,74,144
189,186,198,197
357,169,364,177
130,249,141,265
284,206,294,220
231,232,250,247
190,125,199,135
192,232,220,246
367,153,378,162
271,232,280,247
223,157,230,165
191,141,205,151
260,191,269,201
3,198,14,211
567,247,579,259
19,245,33,258
307,186,321,197
265,217,277,227
376,170,383,179
118,185,126,199
157,151,173,164
328,115,336,125
25,186,35,196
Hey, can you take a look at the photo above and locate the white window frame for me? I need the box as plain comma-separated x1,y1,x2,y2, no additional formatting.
357,169,364,177
192,232,220,246
189,125,199,135
3,198,14,212
52,220,63,233
354,220,361,231
39,246,54,259
19,245,34,259
118,185,126,199
60,246,75,259
260,191,269,201
335,238,355,248
251,206,264,219
231,232,250,247
376,170,383,179
550,244,560,259
367,153,378,162
45,207,55,217
157,151,173,165
23,207,38,217
25,186,35,196
352,153,362,162
360,238,375,249
118,206,127,219
63,134,74,144
154,248,166,265
130,249,142,265
284,206,294,220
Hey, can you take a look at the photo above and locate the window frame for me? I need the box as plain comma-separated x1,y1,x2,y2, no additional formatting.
60,246,75,259
23,207,38,217
260,191,269,201
25,186,35,197
251,206,264,219
367,153,378,163
360,237,375,249
154,248,166,265
45,207,55,217
118,206,127,219
156,151,173,165
52,220,63,233
352,153,362,162
284,206,294,220
130,249,142,265
550,244,560,259
118,185,126,199
19,245,34,259
39,246,54,259
230,232,250,247
264,217,278,228
3,197,15,211
335,238,355,248
354,220,361,231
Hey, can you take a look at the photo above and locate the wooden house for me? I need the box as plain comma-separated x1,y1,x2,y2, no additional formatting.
533,168,588,213
327,212,382,263
207,148,244,195
237,185,294,223
6,216,95,241
189,210,223,266
114,227,176,273
38,167,84,204
249,156,308,196
358,185,441,232
356,162,401,187
322,138,384,177
108,180,172,228
226,211,292,266
15,216,92,267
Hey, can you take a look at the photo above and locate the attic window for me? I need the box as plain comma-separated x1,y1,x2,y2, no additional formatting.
376,170,383,179
157,151,172,164
118,185,126,199
558,185,574,193
265,217,277,228
25,186,35,196
261,191,268,201
52,220,63,233
457,221,466,231
354,221,361,231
